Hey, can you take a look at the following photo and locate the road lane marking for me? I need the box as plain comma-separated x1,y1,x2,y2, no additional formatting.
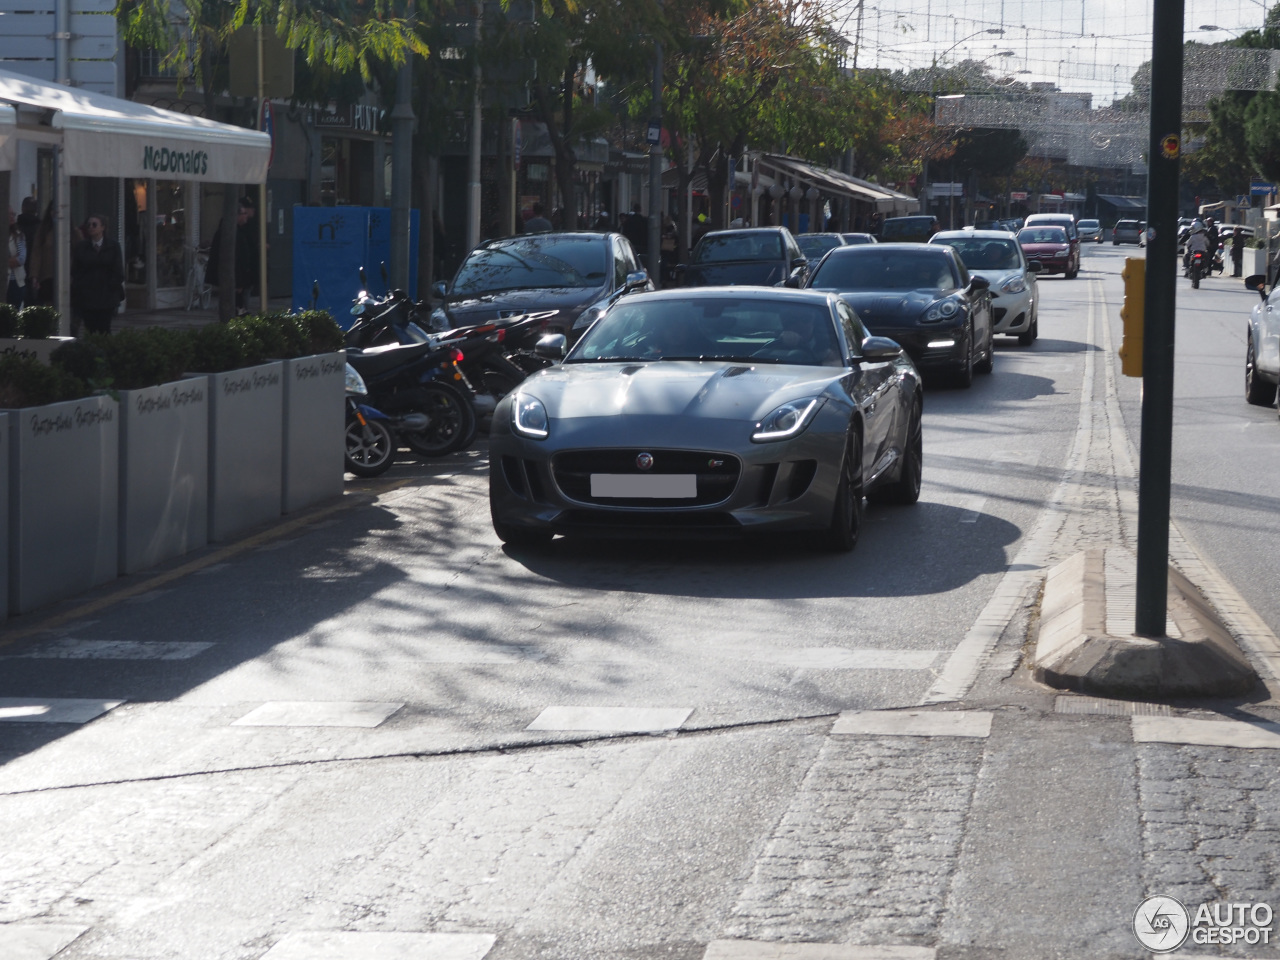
526,706,692,732
0,924,90,960
1133,715,1280,749
232,701,404,728
705,943,935,960
959,496,987,522
262,932,496,960
3,639,214,660
832,710,993,738
0,698,123,724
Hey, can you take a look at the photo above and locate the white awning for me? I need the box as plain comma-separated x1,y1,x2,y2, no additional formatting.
0,67,270,183
0,103,14,171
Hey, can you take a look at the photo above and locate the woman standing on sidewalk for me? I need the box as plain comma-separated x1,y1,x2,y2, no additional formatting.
6,206,26,308
71,214,125,334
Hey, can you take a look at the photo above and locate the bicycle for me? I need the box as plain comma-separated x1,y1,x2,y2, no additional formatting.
184,246,212,311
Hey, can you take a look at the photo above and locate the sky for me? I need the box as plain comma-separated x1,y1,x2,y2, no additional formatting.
831,0,1275,105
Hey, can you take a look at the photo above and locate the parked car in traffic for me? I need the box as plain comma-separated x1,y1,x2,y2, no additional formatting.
1018,225,1079,278
430,232,651,344
1244,273,1280,409
1113,220,1145,246
804,242,994,387
879,215,941,243
930,229,1041,345
489,287,924,550
795,233,848,264
1077,219,1103,243
1022,213,1081,278
679,227,809,288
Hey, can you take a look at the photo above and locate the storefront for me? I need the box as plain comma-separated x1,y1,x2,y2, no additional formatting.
0,66,270,332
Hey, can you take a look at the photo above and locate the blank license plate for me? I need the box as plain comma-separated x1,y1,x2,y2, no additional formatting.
590,474,697,498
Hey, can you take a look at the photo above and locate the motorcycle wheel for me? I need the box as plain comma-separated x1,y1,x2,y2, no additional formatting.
344,416,395,477
399,383,479,457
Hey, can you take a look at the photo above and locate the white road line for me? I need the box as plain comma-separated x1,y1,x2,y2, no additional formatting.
0,698,123,724
832,710,993,739
232,701,404,728
704,943,936,960
921,282,1103,704
0,924,90,960
1133,715,1280,749
5,639,214,660
526,706,692,732
262,932,496,960
958,496,987,522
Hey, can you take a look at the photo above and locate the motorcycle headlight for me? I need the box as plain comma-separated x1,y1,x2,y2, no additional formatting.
1001,276,1027,294
752,397,823,443
344,363,368,396
572,306,606,332
512,393,550,439
924,298,962,322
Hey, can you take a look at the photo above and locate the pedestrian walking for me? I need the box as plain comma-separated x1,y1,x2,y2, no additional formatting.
7,207,27,308
206,197,260,314
623,202,648,256
1231,228,1245,278
70,213,125,335
524,202,553,234
26,204,55,306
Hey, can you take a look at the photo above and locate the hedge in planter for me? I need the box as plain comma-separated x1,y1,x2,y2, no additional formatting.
0,305,73,363
2,353,118,615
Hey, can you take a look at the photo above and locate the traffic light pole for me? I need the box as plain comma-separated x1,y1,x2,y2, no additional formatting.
1135,0,1184,637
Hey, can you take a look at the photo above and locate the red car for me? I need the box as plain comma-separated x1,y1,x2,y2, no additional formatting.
1017,226,1075,277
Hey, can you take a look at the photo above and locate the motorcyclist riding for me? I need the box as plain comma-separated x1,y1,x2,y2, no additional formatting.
1185,221,1209,272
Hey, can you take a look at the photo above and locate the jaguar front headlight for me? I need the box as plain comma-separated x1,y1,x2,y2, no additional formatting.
512,393,550,439
752,397,823,443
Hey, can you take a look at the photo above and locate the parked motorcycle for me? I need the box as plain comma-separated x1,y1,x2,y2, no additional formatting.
343,363,428,477
345,340,479,457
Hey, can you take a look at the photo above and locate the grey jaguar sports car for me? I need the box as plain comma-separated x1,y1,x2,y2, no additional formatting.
488,287,924,550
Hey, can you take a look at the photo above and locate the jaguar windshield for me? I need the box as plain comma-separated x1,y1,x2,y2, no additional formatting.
569,297,841,366
450,237,608,295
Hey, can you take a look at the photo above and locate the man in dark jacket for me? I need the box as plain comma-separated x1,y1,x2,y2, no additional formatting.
70,213,125,334
206,198,260,313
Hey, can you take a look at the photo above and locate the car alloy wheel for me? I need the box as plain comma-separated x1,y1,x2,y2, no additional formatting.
821,432,864,552
1246,334,1278,406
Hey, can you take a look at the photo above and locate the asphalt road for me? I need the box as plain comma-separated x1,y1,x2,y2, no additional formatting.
1,246,1279,960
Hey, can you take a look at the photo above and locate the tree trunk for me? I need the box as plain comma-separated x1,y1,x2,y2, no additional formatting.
531,62,579,231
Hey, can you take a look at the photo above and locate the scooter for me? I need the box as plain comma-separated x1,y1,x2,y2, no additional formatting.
1189,251,1206,289
343,363,428,478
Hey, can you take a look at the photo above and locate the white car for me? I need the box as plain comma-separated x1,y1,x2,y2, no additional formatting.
930,228,1040,344
1077,218,1103,243
1245,272,1280,408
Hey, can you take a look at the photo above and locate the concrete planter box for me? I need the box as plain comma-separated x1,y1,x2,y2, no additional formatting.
7,395,118,615
203,361,284,542
1250,247,1269,279
282,352,345,513
0,337,75,364
118,378,209,575
0,413,8,619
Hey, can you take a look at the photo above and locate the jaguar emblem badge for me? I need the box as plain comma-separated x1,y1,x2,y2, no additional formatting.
636,452,654,471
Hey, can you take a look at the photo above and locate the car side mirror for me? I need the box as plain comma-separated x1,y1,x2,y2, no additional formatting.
624,269,648,291
969,275,991,291
1026,261,1042,273
1246,274,1267,298
534,333,567,359
432,281,448,299
859,336,903,361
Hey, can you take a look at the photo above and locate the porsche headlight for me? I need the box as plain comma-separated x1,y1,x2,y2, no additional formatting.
344,363,368,396
1000,276,1027,294
752,397,822,443
924,298,963,322
572,306,606,332
512,393,550,439
428,307,450,332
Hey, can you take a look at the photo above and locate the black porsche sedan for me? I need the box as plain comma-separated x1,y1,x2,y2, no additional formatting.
489,287,923,551
804,243,994,387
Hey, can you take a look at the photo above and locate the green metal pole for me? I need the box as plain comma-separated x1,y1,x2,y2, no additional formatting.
1135,0,1184,637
